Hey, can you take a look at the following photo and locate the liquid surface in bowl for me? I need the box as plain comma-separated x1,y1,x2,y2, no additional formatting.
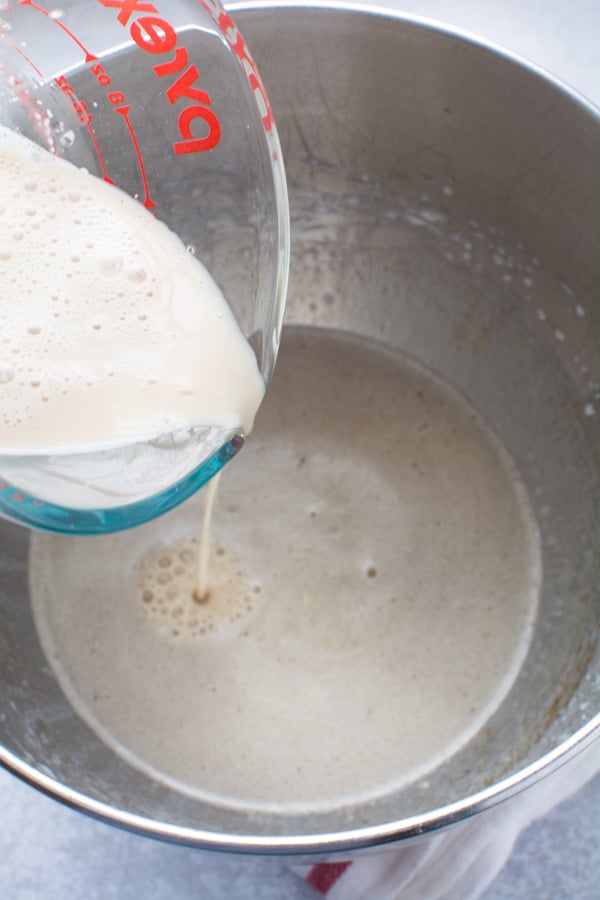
29,327,541,812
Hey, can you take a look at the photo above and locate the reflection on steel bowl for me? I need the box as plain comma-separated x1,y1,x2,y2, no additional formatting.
0,0,599,859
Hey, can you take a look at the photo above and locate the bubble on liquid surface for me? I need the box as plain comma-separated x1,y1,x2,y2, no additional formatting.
97,254,122,276
59,130,75,148
138,539,263,641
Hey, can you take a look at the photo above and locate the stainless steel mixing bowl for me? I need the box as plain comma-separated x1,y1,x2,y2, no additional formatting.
1,0,599,856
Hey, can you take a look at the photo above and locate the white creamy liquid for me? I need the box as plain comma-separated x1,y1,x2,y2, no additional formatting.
30,328,542,813
0,124,264,454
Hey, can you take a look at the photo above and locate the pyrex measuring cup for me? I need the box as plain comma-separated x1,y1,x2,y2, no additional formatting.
0,0,288,534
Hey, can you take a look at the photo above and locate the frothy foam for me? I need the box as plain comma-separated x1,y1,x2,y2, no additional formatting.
138,537,262,641
0,124,264,453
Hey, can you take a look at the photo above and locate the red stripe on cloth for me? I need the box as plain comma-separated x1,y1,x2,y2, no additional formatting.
306,861,353,895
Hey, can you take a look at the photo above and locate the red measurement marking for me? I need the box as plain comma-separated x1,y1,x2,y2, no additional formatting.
15,0,159,202
18,0,98,63
7,45,56,149
10,42,44,78
85,119,114,184
114,105,155,209
55,74,113,183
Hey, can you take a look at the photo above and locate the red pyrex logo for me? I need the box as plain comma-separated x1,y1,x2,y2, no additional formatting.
98,0,222,155
200,0,275,135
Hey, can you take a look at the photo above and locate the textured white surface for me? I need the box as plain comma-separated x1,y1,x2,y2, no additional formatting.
1,1,600,898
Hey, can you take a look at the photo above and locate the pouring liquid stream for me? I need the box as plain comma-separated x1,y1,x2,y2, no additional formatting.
194,473,221,603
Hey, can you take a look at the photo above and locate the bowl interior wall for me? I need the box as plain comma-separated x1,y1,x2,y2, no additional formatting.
1,5,599,847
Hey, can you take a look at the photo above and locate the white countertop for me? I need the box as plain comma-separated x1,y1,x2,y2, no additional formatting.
1,2,599,898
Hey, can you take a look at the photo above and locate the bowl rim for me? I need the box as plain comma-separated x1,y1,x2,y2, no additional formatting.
2,0,600,856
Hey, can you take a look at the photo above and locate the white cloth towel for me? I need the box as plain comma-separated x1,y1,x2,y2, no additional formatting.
293,738,600,898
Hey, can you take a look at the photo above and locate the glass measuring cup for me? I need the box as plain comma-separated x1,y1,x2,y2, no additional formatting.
0,0,289,534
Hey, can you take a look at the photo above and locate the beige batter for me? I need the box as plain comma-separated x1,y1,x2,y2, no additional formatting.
0,125,263,451
30,328,541,812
